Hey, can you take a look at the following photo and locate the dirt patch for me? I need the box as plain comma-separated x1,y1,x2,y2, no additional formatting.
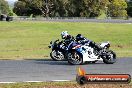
112,44,132,49
117,45,123,48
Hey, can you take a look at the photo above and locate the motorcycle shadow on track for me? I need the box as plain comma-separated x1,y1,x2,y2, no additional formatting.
30,59,107,66
28,58,69,65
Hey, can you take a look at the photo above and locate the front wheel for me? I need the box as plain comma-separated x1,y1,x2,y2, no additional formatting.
67,51,83,65
103,50,116,64
50,50,65,61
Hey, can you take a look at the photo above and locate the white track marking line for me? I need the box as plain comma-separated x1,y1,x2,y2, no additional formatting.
0,80,72,84
51,80,71,82
0,82,17,84
25,81,43,83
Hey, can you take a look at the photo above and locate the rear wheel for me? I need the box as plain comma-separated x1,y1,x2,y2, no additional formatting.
67,51,83,65
50,50,65,61
103,50,116,64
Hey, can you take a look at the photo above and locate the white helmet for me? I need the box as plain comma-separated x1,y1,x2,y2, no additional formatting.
61,31,69,39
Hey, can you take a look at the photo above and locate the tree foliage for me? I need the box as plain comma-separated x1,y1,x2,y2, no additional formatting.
127,0,132,17
0,0,10,15
13,0,41,16
13,0,128,17
107,0,127,17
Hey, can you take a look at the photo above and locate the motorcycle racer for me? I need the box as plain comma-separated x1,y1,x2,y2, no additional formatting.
49,31,116,64
61,31,74,46
61,31,101,52
76,34,102,52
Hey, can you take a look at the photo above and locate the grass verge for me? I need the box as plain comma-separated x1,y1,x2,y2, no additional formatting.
0,82,132,88
0,21,132,59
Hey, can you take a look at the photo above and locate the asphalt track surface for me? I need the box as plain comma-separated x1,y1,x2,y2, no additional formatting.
0,58,132,82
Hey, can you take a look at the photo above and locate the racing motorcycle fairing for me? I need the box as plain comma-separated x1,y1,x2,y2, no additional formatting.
74,44,102,62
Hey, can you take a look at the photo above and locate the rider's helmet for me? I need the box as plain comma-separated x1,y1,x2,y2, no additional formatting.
76,34,85,41
61,31,69,39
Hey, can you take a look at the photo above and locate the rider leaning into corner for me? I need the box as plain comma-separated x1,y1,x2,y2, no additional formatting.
61,31,74,46
59,31,116,64
61,31,102,52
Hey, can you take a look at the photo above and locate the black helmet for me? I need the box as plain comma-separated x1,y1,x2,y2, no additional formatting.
76,34,85,41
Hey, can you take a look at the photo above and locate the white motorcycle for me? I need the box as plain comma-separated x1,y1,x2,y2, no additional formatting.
67,41,116,65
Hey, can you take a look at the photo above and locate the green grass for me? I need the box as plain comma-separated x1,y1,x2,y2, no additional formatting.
0,21,132,59
0,82,73,88
0,82,131,88
0,82,76,88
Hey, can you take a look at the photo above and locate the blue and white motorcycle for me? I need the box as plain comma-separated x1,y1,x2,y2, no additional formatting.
67,41,116,65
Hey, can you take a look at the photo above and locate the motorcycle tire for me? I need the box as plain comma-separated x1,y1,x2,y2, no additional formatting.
50,50,65,61
67,51,83,65
103,50,116,64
